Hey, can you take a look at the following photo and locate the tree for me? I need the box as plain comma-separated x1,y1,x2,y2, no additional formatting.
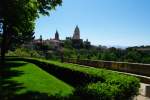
0,0,62,63
63,37,73,49
9,31,35,51
83,39,91,59
0,34,2,50
124,50,142,62
101,52,117,61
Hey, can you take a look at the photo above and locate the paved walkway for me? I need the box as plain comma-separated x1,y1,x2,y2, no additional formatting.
135,95,150,100
135,83,150,100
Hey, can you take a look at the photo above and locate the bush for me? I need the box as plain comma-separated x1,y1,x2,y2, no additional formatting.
80,82,120,100
6,48,40,57
7,48,30,57
9,57,140,100
142,57,150,64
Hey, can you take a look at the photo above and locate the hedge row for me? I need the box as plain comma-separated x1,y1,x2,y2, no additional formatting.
9,57,140,100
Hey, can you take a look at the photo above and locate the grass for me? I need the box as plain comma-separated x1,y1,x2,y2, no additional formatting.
13,57,139,99
3,57,140,99
31,58,133,78
0,61,74,99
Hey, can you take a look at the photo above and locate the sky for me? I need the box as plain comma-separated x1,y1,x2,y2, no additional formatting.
35,0,150,47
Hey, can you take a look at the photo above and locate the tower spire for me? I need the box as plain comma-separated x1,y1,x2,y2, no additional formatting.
55,30,59,40
73,25,80,39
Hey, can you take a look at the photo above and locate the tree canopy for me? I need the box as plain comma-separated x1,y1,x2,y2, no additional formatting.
0,0,62,63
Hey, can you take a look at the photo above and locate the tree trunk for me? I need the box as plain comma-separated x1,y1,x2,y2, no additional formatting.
0,22,7,64
1,42,6,64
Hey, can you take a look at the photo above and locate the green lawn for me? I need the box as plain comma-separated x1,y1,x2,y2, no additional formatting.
0,61,74,99
1,57,140,99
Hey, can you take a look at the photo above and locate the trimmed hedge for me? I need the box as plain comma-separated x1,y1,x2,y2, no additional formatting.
9,57,140,100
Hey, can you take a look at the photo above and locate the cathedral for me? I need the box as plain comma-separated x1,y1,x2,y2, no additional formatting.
72,25,83,49
46,25,83,50
26,25,85,50
73,25,80,40
47,25,83,49
44,30,61,50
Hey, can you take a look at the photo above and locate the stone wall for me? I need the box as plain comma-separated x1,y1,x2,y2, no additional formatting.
64,58,150,77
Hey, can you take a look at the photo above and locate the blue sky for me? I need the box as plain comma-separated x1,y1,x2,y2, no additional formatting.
35,0,150,47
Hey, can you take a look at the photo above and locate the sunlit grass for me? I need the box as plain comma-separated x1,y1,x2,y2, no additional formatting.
7,61,74,97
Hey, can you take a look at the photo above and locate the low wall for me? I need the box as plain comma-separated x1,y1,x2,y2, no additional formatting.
64,58,150,77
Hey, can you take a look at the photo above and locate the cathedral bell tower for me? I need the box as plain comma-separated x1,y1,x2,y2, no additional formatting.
55,30,59,40
72,25,83,49
73,25,80,40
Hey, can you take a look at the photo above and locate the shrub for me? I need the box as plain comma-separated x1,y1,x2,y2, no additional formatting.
6,48,40,57
80,82,120,100
9,57,140,100
142,57,150,64
78,71,139,100
7,48,30,57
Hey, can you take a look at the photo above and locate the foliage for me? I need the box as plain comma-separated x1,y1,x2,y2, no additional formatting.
82,76,139,100
63,38,73,49
142,57,150,63
9,32,35,50
0,0,62,62
6,48,41,57
81,82,121,100
23,36,148,64
63,48,76,58
62,40,150,64
124,49,142,62
12,57,140,100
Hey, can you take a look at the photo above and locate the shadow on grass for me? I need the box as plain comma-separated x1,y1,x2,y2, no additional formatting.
0,61,75,100
0,61,26,99
6,58,103,100
4,58,100,100
7,57,102,87
12,91,81,100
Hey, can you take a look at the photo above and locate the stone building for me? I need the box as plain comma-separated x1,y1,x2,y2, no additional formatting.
24,30,62,51
72,25,83,49
73,25,80,40
55,30,59,40
45,30,61,50
24,26,86,50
